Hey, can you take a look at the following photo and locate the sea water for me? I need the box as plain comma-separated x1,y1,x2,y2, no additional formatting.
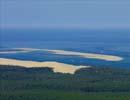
0,29,130,68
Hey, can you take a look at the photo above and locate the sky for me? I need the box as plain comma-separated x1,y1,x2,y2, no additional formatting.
0,0,130,29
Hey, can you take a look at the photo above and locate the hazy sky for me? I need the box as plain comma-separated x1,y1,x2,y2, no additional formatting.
1,0,130,29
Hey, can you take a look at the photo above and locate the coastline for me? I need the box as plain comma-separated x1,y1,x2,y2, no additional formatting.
0,58,90,74
0,48,123,74
0,48,123,61
43,49,123,61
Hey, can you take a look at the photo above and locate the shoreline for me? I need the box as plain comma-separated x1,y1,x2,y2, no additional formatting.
0,58,90,74
16,48,124,61
43,49,123,61
0,48,123,61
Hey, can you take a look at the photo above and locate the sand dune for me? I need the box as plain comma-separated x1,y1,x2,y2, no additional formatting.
0,58,89,74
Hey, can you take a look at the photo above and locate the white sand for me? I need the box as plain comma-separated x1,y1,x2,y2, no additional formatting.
0,48,123,73
0,48,123,61
0,51,30,54
44,49,123,61
0,58,90,74
0,48,35,54
14,48,123,61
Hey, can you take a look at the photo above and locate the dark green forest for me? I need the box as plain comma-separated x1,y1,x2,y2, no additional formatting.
0,65,130,100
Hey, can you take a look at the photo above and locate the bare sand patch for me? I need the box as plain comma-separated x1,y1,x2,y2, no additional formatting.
44,49,123,61
0,51,30,54
0,58,90,74
0,48,35,54
0,48,123,61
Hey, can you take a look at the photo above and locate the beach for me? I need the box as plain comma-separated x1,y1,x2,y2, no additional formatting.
45,49,123,61
0,58,90,74
19,48,123,61
0,48,123,74
0,48,123,61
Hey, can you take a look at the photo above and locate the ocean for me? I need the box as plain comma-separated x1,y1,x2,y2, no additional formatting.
0,28,130,69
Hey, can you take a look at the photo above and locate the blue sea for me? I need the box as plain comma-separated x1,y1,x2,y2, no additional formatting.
0,29,130,69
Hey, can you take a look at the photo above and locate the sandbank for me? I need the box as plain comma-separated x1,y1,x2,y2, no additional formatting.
44,49,123,61
0,48,123,61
